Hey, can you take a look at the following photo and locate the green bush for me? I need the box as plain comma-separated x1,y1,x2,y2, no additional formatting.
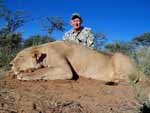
104,41,134,56
0,50,15,67
130,79,150,113
133,47,150,77
24,35,55,48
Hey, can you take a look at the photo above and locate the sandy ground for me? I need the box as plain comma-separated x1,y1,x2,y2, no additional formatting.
0,72,139,113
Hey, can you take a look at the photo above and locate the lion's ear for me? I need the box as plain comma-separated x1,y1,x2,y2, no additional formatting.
33,53,38,58
31,50,39,58
32,52,40,59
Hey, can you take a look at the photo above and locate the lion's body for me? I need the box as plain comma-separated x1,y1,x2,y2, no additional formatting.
10,41,138,82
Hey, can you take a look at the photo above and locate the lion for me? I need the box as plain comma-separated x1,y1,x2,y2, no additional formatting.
10,40,138,83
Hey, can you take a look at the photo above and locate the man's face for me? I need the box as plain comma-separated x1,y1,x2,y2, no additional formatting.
70,18,81,30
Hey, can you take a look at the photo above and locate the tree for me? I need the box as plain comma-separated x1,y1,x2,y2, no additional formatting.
105,41,135,55
93,32,107,51
24,35,55,48
40,16,65,36
0,9,27,34
132,32,150,47
0,32,22,54
0,0,26,54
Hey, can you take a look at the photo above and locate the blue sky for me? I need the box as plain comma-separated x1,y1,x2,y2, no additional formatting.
1,0,150,41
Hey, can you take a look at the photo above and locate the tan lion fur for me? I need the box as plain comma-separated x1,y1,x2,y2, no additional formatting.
10,41,138,83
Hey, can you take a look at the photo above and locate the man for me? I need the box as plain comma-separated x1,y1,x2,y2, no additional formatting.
63,13,95,48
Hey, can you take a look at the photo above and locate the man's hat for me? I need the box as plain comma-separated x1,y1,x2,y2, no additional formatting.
71,13,82,20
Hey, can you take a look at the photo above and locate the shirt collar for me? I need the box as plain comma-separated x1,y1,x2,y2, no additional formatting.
71,26,84,34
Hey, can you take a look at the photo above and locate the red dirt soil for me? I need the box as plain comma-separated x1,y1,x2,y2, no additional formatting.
0,73,139,113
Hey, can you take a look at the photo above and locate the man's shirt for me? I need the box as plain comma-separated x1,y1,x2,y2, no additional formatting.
63,27,94,48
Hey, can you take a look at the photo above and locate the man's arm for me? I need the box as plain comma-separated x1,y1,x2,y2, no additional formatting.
86,28,95,48
62,32,68,40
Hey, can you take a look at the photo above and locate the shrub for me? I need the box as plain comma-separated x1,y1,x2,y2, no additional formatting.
133,47,150,77
24,35,55,48
0,50,15,67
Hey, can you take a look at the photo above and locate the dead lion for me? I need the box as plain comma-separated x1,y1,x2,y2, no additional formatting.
10,40,138,83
